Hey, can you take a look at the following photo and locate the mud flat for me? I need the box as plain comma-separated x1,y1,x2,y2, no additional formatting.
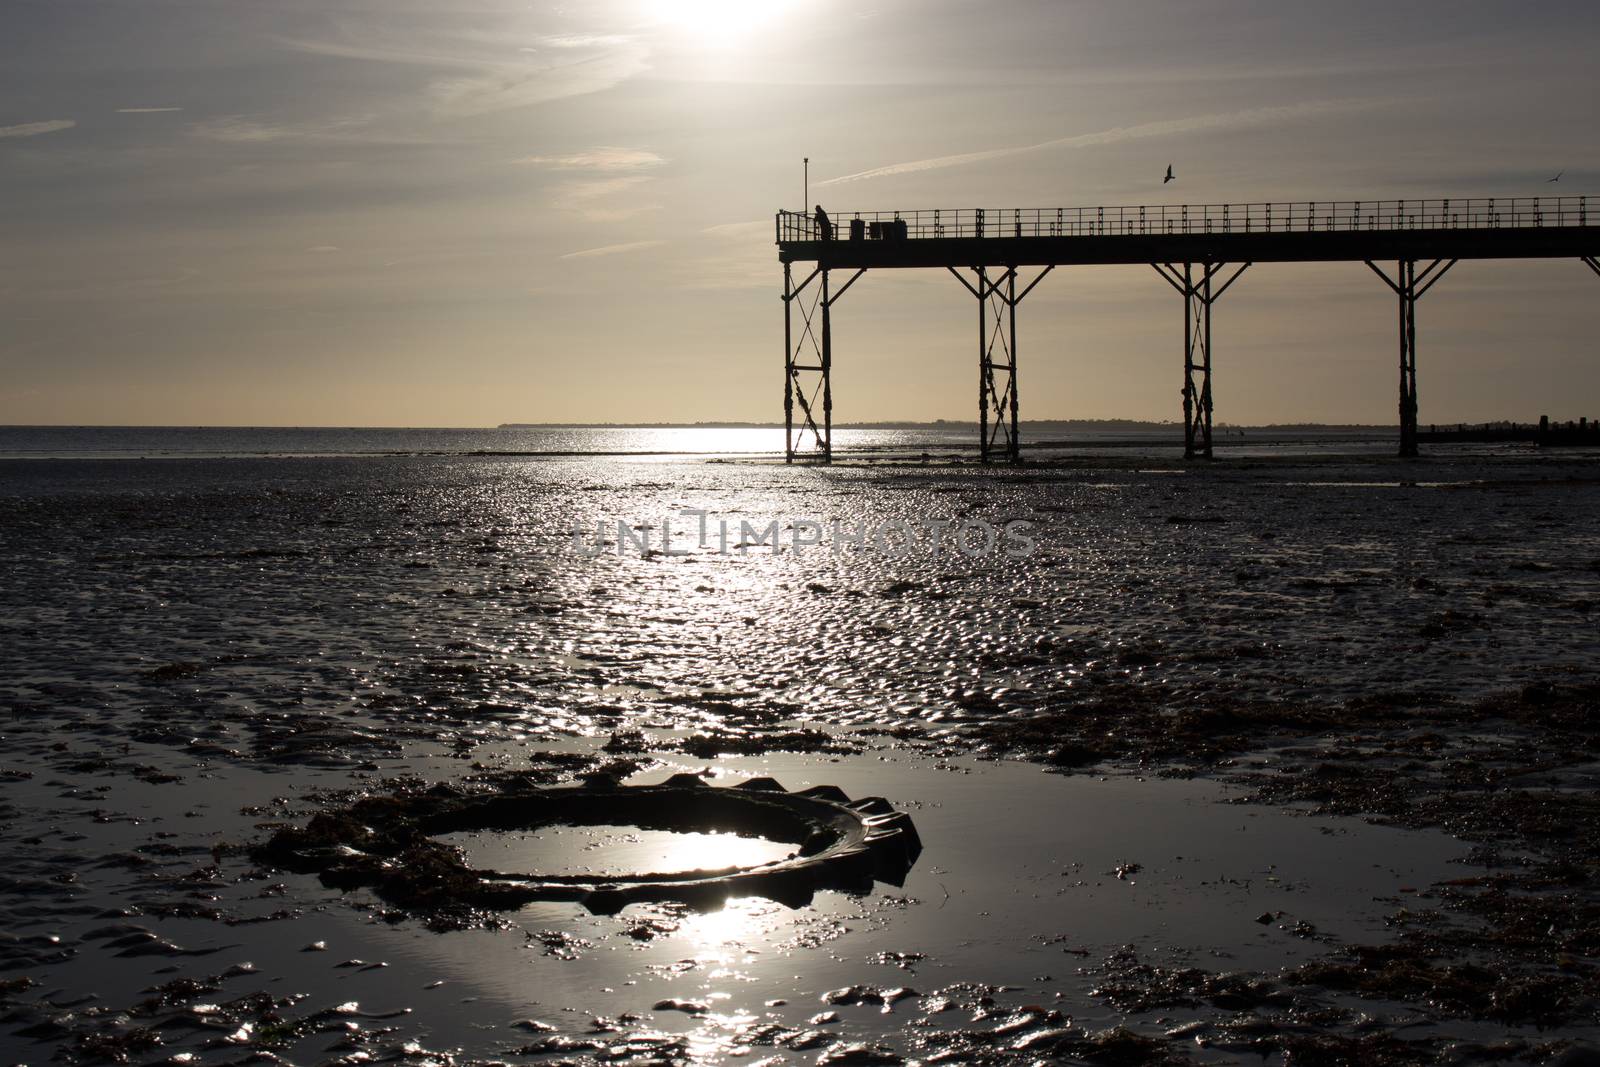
2,445,1598,1064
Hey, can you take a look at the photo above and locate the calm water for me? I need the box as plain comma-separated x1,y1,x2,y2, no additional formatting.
0,423,1402,461
0,425,964,459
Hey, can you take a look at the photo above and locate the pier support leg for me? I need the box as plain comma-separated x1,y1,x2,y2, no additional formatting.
950,265,1054,463
782,264,865,462
979,267,992,458
783,262,794,461
1400,261,1417,457
1153,262,1250,459
822,269,832,461
1366,258,1455,458
1583,255,1600,280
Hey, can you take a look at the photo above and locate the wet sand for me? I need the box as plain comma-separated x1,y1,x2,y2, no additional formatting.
2,446,1598,1064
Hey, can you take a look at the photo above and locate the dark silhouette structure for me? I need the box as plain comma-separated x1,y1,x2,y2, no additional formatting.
776,196,1599,462
814,205,832,242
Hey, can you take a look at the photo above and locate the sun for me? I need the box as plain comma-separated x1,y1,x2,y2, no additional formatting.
646,0,799,46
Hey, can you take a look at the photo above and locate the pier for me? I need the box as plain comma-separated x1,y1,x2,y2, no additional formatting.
775,196,1599,462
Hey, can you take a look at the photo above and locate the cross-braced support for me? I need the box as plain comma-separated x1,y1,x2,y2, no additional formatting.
1583,255,1600,280
1366,258,1456,457
1152,261,1250,459
783,264,865,462
949,265,1054,462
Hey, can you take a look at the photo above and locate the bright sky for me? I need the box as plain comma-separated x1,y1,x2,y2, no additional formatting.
2,0,1596,426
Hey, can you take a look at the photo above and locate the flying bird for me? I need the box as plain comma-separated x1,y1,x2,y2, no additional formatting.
1163,164,1175,184
1548,170,1563,183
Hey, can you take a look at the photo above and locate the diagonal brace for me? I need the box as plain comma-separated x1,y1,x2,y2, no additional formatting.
827,268,867,306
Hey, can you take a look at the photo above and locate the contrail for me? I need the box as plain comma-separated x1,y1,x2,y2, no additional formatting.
0,119,76,139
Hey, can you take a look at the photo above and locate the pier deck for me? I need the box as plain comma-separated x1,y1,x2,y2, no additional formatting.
774,197,1599,461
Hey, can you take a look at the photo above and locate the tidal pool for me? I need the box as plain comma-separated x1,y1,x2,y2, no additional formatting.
439,825,800,878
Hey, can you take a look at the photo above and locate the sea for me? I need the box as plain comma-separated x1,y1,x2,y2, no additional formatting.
0,423,1398,461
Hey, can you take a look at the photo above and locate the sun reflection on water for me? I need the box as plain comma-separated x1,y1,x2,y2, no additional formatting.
670,898,779,1064
674,896,780,961
443,824,795,877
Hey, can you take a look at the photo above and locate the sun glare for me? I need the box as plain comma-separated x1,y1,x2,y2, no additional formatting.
646,0,798,46
676,897,778,958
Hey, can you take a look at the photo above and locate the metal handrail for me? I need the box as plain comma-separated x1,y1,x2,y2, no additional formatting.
776,196,1593,243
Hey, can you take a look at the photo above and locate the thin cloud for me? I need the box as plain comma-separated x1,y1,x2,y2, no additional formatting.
0,119,76,139
427,45,648,117
186,114,391,144
534,34,635,50
701,220,770,240
117,107,183,114
188,116,299,143
551,174,663,223
515,147,664,170
560,239,667,259
281,30,649,117
560,174,656,201
580,204,664,223
819,101,1367,185
556,173,662,220
280,34,502,68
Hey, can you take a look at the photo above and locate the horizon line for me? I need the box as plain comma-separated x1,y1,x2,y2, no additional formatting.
3,418,1533,431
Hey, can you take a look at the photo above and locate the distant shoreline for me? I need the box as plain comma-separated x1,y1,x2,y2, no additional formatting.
495,420,1397,432
1,420,1542,434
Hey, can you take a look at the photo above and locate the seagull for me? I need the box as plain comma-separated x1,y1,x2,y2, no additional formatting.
1163,164,1175,184
1548,170,1563,183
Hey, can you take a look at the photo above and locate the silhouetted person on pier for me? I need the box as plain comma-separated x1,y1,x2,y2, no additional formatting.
815,204,833,241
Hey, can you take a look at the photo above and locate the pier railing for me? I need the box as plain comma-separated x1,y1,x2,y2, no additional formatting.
777,196,1593,243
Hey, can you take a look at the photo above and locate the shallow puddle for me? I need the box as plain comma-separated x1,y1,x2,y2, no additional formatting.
231,750,1471,1059
439,824,799,877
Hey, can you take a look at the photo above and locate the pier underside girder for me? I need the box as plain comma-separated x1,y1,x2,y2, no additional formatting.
1366,258,1456,458
1153,261,1250,460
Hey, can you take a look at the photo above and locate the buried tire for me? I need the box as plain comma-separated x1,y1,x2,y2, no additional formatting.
254,773,921,923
